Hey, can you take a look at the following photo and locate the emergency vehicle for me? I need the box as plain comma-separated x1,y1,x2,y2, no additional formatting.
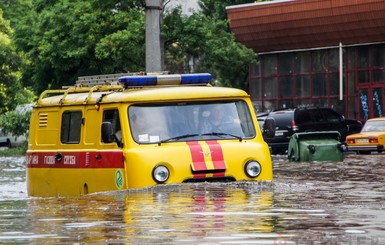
26,73,275,197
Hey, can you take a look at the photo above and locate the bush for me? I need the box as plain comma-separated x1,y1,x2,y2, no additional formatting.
0,105,31,137
0,144,27,156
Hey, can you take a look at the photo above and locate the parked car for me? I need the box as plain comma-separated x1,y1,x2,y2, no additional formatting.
262,107,363,154
346,117,385,154
256,112,269,130
0,129,12,148
0,128,27,148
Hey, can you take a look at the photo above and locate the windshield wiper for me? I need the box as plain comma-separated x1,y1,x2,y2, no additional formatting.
159,134,200,144
201,132,243,141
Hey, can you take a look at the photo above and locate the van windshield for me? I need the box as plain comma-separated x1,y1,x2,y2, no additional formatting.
128,101,255,143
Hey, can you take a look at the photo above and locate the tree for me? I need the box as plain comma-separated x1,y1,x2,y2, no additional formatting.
199,0,261,22
0,0,33,27
14,0,146,92
0,9,33,113
0,107,31,138
162,0,257,90
12,0,260,92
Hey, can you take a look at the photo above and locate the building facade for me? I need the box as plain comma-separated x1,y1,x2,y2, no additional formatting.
227,0,385,121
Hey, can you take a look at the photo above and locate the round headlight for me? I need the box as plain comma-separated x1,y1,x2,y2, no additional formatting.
152,165,170,183
245,161,262,178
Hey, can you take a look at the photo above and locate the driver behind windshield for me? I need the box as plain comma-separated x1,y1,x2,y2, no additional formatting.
200,104,243,136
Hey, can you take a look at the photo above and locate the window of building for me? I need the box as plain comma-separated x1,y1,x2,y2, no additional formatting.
263,77,277,99
347,96,356,118
295,52,310,73
347,48,356,69
372,45,384,68
358,88,369,120
279,76,293,98
358,70,370,83
313,98,328,108
312,50,327,72
373,70,385,83
278,100,293,109
278,53,292,75
329,73,339,96
328,49,339,71
358,46,369,68
249,62,260,76
295,75,310,97
249,78,262,100
261,56,277,76
296,98,311,108
347,72,356,94
312,73,327,96
61,110,82,144
372,88,383,118
251,43,385,120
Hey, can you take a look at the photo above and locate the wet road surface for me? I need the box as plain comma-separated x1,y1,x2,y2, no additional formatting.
0,154,384,244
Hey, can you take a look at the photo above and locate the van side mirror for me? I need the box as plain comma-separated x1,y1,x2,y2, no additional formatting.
101,122,114,143
102,122,123,147
263,117,276,138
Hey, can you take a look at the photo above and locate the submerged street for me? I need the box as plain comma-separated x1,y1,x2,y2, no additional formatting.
0,153,384,244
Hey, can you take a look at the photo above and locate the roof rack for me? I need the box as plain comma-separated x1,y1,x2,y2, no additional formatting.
37,85,123,106
75,71,169,87
37,72,172,106
76,73,136,87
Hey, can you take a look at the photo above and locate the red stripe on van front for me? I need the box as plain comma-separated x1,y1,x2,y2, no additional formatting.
213,172,225,177
193,173,207,179
186,142,207,171
26,151,124,169
206,140,226,170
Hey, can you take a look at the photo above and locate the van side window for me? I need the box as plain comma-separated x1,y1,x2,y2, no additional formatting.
103,109,121,141
61,111,82,144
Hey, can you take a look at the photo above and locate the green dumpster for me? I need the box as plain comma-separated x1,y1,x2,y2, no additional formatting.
288,131,345,162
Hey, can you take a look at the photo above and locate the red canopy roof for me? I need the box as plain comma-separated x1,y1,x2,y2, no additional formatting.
226,0,385,53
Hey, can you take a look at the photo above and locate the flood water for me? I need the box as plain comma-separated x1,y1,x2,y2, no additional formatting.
1,154,385,244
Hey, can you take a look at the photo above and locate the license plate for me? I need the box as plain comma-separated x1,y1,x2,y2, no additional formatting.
275,130,287,136
357,139,369,143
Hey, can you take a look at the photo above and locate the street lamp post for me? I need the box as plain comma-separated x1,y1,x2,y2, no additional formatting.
145,0,163,73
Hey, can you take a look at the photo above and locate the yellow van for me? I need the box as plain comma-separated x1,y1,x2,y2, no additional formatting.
26,73,274,197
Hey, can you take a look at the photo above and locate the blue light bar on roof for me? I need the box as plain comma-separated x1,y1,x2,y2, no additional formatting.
118,73,212,87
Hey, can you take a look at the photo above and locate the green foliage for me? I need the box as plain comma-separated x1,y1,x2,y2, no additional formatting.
9,0,263,93
14,0,146,92
162,0,256,90
95,9,146,73
0,108,31,137
0,0,33,27
0,9,33,113
198,0,257,26
0,145,27,156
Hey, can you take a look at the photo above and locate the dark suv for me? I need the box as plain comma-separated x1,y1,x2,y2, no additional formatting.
261,107,363,154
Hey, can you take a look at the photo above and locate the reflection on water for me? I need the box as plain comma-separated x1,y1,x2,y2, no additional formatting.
22,184,279,244
1,154,385,244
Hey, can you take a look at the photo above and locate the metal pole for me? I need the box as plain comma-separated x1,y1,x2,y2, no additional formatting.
339,42,343,101
145,0,163,73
